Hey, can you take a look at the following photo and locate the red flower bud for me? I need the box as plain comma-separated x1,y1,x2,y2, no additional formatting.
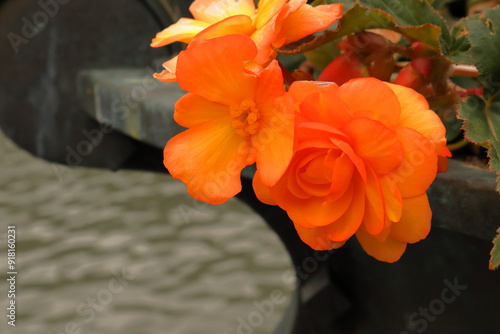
318,53,369,85
393,63,425,90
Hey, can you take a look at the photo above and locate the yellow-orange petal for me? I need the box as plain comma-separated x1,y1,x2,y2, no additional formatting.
356,225,407,263
294,223,346,251
176,35,257,106
153,57,178,82
275,3,343,46
325,175,365,241
252,170,277,205
390,193,431,243
164,118,252,204
385,82,446,147
392,127,437,198
151,18,209,47
341,117,403,175
255,0,287,29
174,93,229,128
189,0,256,24
338,78,401,129
193,15,256,41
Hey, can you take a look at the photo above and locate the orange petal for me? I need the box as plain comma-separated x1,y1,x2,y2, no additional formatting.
385,82,446,147
327,152,354,202
362,167,386,236
294,223,346,251
390,193,431,243
193,15,256,41
190,0,256,24
174,93,229,128
379,174,403,223
299,85,354,128
338,77,401,129
176,35,257,106
164,118,251,204
325,175,365,241
392,127,437,198
151,18,209,47
356,225,407,263
252,170,277,205
341,117,403,175
275,3,343,46
289,80,337,106
274,185,352,228
153,57,178,82
255,0,287,29
254,94,295,187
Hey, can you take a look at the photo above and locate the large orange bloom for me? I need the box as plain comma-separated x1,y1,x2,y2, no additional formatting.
151,0,342,81
254,78,449,262
164,34,294,205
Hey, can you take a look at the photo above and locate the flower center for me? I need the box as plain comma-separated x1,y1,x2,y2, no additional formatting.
230,99,260,137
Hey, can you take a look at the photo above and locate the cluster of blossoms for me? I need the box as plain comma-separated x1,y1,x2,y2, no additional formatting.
151,0,450,263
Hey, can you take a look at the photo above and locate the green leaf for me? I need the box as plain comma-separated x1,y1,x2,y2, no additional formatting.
357,0,452,45
278,4,442,55
490,228,500,270
459,93,500,192
463,6,500,83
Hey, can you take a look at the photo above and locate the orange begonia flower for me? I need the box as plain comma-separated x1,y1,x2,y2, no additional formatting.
164,34,294,205
254,78,448,263
151,0,343,82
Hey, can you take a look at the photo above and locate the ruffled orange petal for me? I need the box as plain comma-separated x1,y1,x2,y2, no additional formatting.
294,223,346,251
193,15,256,41
176,35,257,106
252,170,277,205
385,82,447,153
164,118,251,204
327,152,354,202
325,175,365,241
356,225,407,263
190,0,256,24
390,193,431,243
338,78,401,129
392,127,437,198
254,95,295,186
275,3,343,46
174,93,229,128
299,85,353,128
151,18,209,47
153,57,178,82
289,80,336,106
274,184,353,228
341,117,403,175
379,174,403,223
362,167,386,236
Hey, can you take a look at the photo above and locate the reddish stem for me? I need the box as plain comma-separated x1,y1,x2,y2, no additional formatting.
278,61,297,86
